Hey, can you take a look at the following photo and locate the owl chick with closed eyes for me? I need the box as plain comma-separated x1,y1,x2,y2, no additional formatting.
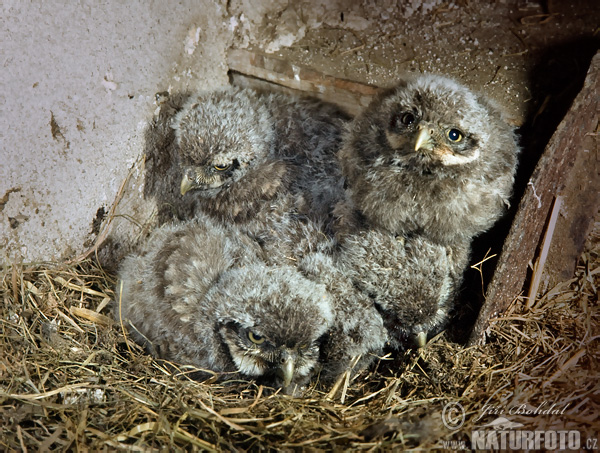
337,73,519,246
115,216,334,393
147,87,349,263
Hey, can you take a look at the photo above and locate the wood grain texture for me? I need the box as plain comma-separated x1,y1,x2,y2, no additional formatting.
227,49,379,115
470,51,599,345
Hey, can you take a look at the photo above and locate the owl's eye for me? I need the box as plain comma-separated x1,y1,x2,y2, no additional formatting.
446,128,463,143
390,112,416,130
401,112,416,125
248,331,265,344
213,164,231,172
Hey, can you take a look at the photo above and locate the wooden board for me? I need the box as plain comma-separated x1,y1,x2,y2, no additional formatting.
470,50,600,344
227,49,379,115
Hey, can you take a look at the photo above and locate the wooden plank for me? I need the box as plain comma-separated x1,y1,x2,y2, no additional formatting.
470,50,600,345
227,49,379,115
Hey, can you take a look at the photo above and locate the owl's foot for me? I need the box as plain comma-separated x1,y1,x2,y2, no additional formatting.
415,331,427,348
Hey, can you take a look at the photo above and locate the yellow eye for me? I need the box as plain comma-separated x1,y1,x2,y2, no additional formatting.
446,128,463,143
213,164,231,171
248,331,265,344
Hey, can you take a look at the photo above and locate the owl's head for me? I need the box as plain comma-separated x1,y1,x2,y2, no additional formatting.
343,74,516,175
210,265,334,393
172,87,275,197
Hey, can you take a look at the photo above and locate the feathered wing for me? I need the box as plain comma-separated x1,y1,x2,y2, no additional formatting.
297,251,387,384
265,93,350,229
115,217,262,369
337,229,470,349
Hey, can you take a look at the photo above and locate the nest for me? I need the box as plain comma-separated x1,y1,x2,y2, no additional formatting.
1,232,598,451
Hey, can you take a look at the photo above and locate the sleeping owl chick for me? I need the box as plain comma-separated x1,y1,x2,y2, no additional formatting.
337,74,519,245
337,230,471,350
297,250,387,385
115,217,334,393
167,86,349,237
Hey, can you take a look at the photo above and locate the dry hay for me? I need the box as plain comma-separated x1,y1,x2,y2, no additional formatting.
0,233,598,451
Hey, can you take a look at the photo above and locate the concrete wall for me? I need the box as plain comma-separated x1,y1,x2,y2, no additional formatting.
0,1,234,264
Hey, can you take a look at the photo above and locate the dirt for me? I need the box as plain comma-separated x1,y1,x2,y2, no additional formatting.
232,1,599,128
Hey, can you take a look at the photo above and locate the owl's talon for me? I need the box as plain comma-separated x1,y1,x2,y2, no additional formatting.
416,331,427,348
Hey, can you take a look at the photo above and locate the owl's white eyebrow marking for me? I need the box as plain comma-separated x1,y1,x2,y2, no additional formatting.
440,149,480,166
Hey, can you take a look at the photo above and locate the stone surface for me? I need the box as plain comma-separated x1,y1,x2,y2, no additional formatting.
0,1,232,264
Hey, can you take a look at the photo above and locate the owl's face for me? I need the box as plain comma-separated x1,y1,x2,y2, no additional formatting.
172,88,275,198
338,74,518,243
211,266,334,392
218,322,322,390
353,75,494,174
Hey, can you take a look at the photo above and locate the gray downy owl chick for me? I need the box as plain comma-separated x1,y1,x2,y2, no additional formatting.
115,216,334,394
297,250,387,385
337,229,471,350
337,74,519,246
170,86,349,242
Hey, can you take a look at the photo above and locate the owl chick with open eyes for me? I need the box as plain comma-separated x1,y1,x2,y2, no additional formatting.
115,216,334,394
334,74,518,349
337,73,519,246
149,87,348,258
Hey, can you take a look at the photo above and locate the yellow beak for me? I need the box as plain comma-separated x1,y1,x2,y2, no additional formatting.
280,351,295,388
416,331,427,348
414,126,435,152
180,174,195,195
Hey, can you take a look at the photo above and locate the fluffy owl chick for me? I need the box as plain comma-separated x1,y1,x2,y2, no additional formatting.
337,230,471,350
297,251,387,385
338,74,519,245
171,86,348,232
115,218,334,393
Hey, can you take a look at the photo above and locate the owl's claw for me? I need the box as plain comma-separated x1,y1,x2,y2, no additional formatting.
416,331,427,348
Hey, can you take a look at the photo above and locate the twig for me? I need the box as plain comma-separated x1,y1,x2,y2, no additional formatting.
117,280,135,357
1,382,89,400
68,155,144,264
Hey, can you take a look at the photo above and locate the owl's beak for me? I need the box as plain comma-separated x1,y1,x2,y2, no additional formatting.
279,350,296,388
414,125,435,152
180,174,195,195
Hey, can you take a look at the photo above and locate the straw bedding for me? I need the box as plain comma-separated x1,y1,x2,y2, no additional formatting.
0,227,597,450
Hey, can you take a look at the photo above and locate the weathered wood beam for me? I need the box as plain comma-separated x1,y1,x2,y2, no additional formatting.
470,51,599,345
227,49,379,115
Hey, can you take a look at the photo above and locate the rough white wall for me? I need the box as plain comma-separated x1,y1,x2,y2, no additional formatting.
0,1,233,264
